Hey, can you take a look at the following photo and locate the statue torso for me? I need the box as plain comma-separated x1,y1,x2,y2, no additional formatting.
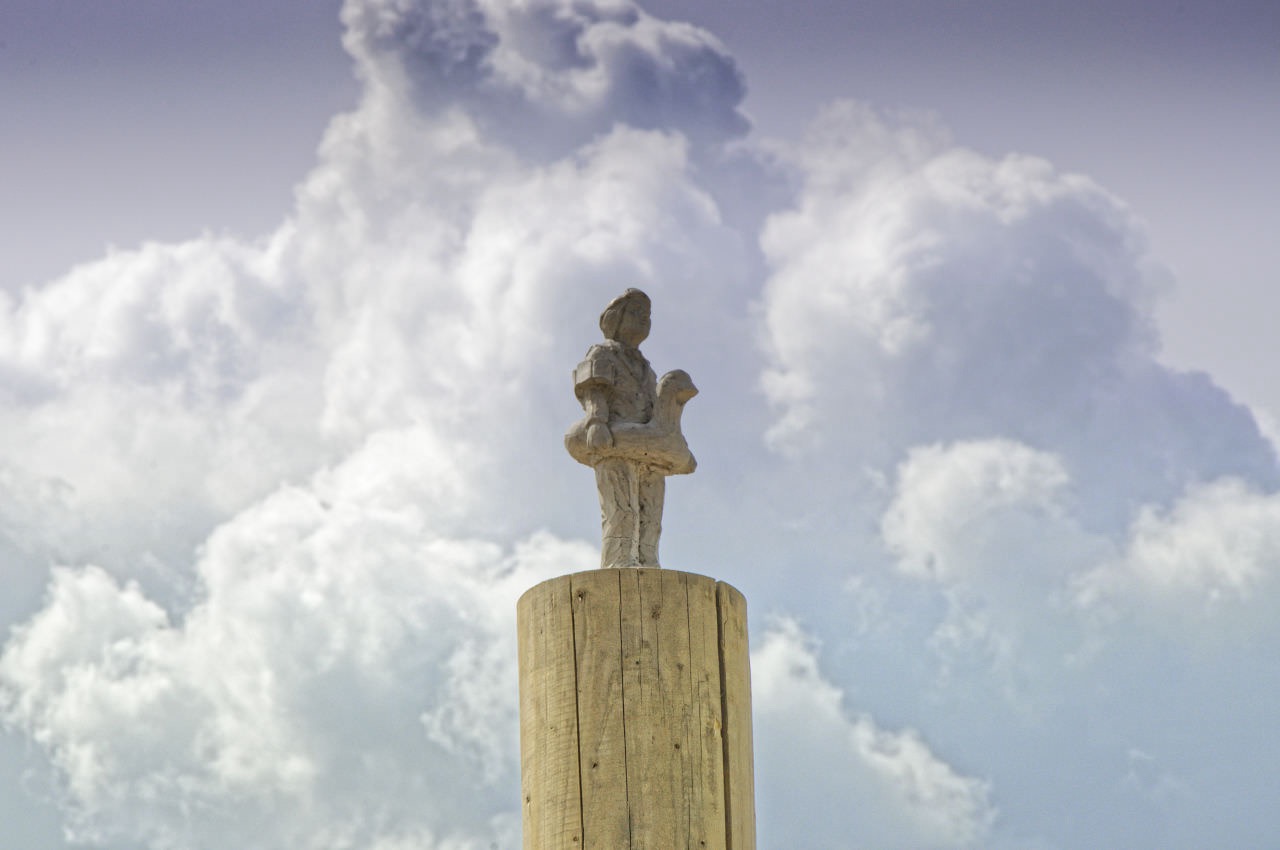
584,340,656,425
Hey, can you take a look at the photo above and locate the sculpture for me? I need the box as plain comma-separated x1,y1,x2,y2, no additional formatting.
565,289,697,568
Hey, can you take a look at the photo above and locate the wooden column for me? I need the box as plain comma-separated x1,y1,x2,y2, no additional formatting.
518,569,756,850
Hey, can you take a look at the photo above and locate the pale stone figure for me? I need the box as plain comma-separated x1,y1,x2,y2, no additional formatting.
565,289,697,568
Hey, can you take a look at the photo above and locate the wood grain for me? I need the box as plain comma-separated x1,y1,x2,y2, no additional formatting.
718,581,756,850
518,570,754,850
688,572,728,850
571,570,630,850
518,576,583,850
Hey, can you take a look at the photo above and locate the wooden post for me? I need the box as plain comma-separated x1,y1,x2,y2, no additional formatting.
518,569,756,850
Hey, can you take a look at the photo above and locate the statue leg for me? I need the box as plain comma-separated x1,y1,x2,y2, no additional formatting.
595,458,641,568
637,468,665,568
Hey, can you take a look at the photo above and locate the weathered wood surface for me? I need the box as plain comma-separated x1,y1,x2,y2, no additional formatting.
518,573,583,849
718,582,757,850
688,568,728,850
571,571,628,850
517,569,754,850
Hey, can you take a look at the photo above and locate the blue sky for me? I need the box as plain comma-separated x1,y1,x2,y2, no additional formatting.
2,2,1278,848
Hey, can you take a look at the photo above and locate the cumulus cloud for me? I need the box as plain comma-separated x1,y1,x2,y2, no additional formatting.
753,620,994,849
1,431,594,848
0,124,739,848
0,3,755,847
343,0,749,156
0,237,326,594
882,439,1075,583
4,1,1280,849
1077,477,1280,626
872,439,1105,710
0,61,744,585
866,443,1280,848
758,101,1277,529
878,439,1280,661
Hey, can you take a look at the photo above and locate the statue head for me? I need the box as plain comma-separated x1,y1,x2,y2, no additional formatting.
599,288,651,347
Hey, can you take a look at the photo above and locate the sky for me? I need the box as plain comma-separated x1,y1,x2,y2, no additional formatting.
1,2,1278,848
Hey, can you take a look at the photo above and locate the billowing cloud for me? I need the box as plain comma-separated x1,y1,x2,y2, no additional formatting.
0,236,325,591
343,0,749,156
1,429,593,848
753,620,994,849
1078,477,1280,626
4,1,1280,849
882,439,1075,583
1,3,753,846
864,442,1280,848
758,101,1277,529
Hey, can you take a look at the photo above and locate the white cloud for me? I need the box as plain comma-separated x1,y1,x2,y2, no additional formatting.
4,1,1280,849
1,431,593,848
0,9,752,847
0,60,743,582
753,619,994,849
0,238,326,588
1118,478,1280,597
863,445,1280,849
882,439,1074,583
876,439,1280,692
342,0,748,154
1077,477,1280,622
757,101,1276,533
874,439,1109,708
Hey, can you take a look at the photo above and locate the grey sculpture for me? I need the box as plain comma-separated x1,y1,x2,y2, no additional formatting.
566,289,697,568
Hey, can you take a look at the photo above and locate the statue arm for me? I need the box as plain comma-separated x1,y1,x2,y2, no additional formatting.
574,353,614,450
580,385,613,450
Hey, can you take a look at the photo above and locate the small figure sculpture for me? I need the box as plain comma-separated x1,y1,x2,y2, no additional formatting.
566,289,697,568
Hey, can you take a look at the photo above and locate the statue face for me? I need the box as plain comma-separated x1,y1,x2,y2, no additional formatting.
616,302,651,347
